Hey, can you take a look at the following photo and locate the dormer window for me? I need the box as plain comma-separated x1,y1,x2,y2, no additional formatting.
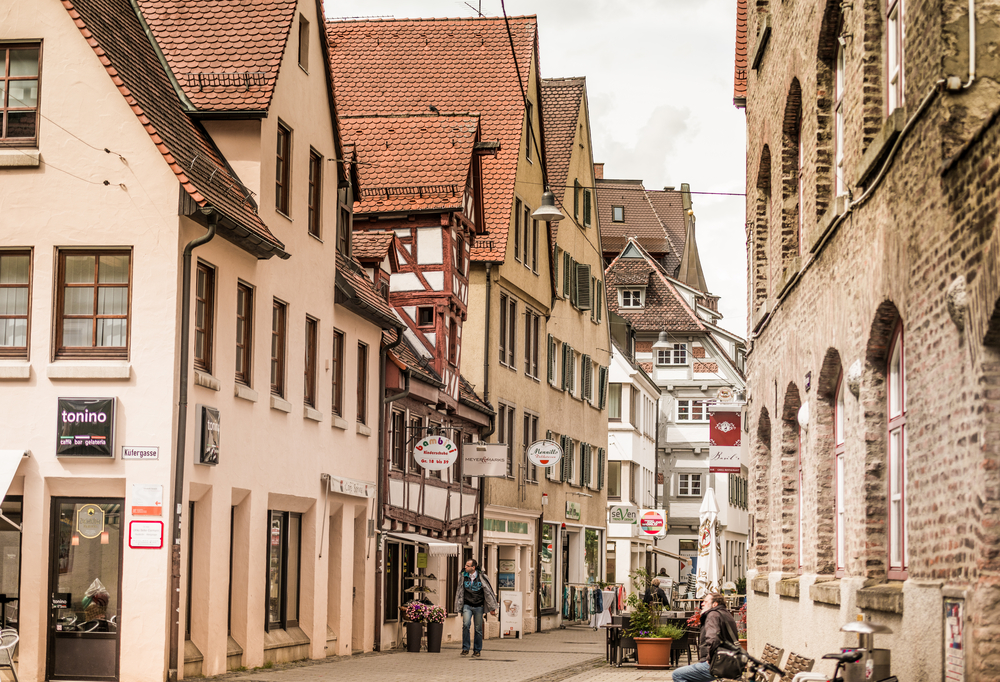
619,288,644,309
612,206,625,222
656,343,687,366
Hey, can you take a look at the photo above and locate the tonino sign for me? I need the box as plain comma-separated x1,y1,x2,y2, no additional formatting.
57,397,115,458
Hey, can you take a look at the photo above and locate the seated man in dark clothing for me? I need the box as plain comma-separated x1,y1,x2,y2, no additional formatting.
642,577,670,609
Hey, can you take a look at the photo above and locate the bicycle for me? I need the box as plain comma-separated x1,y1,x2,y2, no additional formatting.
717,641,786,681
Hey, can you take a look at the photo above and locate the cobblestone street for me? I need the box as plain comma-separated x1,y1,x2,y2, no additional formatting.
201,626,668,682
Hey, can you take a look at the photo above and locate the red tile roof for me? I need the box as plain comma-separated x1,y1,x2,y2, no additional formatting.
352,230,397,260
604,238,705,333
136,0,296,111
335,252,401,330
62,0,288,259
326,16,538,261
645,189,687,263
341,114,479,214
597,180,679,272
734,0,748,107
540,77,585,249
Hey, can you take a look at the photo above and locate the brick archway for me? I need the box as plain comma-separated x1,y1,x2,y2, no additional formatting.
752,406,772,570
812,348,843,574
780,383,802,572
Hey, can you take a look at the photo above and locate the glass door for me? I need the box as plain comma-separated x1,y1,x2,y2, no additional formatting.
47,498,123,681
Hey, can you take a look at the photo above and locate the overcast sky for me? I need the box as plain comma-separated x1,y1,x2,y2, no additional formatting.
327,0,748,337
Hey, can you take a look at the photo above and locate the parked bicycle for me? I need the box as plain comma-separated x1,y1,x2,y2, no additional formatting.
717,642,786,681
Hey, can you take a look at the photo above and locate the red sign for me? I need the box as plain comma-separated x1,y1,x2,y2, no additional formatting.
639,510,666,536
709,410,742,473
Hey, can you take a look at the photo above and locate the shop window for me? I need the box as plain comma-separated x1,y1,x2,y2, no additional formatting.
0,497,20,630
585,529,600,584
539,523,557,612
56,250,131,358
446,554,459,613
384,541,400,621
1,44,41,146
266,510,301,631
0,251,30,357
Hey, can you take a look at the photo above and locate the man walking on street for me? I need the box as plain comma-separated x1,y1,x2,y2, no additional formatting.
454,558,498,657
671,592,739,682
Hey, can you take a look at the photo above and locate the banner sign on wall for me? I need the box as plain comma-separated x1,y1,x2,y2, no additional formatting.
565,501,581,521
709,410,742,473
609,505,639,524
638,509,667,537
526,440,562,467
197,405,221,465
414,435,458,470
462,443,508,477
57,397,115,457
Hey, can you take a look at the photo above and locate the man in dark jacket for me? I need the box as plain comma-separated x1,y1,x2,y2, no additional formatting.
672,592,739,682
642,577,670,609
453,559,498,657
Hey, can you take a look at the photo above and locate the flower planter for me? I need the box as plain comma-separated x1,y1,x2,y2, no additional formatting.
405,622,423,652
739,638,748,651
635,637,673,669
425,622,444,653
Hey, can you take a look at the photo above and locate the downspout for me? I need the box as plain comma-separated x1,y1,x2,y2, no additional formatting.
168,207,217,682
478,263,495,563
374,330,405,652
651,395,662,576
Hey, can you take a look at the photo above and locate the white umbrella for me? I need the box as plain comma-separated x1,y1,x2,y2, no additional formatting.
696,487,723,598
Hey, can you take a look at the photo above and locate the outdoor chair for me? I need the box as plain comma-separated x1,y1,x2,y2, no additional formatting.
779,652,815,682
751,644,785,682
0,628,18,682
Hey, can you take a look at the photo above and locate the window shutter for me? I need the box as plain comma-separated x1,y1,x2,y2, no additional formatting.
597,448,605,490
582,354,592,399
547,334,556,383
584,189,592,226
574,180,581,220
598,366,608,409
596,285,603,322
567,439,574,481
567,345,575,392
560,436,569,482
583,444,591,487
561,343,569,390
575,263,592,310
563,253,572,298
554,248,561,297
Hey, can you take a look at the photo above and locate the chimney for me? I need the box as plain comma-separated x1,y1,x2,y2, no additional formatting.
594,163,604,180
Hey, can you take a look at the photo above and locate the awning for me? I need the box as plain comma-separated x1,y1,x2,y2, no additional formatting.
0,450,29,531
386,531,460,556
650,546,686,562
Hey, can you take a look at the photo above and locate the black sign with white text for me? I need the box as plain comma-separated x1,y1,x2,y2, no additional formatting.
198,405,220,465
57,397,115,457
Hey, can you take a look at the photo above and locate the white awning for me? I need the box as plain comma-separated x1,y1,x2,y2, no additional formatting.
386,532,460,556
0,450,29,531
650,546,686,561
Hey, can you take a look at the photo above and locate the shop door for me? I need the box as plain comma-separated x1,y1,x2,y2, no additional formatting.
47,499,123,681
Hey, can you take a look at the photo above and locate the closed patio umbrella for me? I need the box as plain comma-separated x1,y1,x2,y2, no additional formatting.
695,487,723,598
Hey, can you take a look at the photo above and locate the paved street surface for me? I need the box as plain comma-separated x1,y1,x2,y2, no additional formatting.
204,626,673,682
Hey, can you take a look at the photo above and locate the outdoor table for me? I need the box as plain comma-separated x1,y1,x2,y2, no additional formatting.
601,624,624,667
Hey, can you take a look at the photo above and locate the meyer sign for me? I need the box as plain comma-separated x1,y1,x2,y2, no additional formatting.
526,440,562,467
709,409,742,473
413,435,458,470
638,509,667,537
462,443,509,477
609,505,638,524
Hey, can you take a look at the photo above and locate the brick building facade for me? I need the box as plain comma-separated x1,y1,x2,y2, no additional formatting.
738,0,1000,678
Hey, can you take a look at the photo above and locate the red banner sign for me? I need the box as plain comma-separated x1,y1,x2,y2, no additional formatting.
709,410,742,473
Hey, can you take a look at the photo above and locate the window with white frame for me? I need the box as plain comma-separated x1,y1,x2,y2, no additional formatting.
835,372,846,572
887,0,904,111
656,343,687,365
676,399,710,422
887,325,907,576
619,288,644,308
678,473,702,497
612,205,624,222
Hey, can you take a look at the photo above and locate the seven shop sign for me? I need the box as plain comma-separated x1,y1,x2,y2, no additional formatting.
526,440,562,467
638,509,667,537
57,397,115,457
413,436,458,471
609,505,638,524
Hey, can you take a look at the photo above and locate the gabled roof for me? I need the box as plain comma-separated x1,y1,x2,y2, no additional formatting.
335,252,401,330
136,0,296,111
644,189,687,262
540,77,585,200
604,238,705,333
352,230,397,262
459,375,494,415
596,179,679,272
326,15,539,261
341,114,479,214
62,0,288,259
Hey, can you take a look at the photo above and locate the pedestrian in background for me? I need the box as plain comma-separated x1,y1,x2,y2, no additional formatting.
643,577,670,608
671,592,739,682
454,558,497,657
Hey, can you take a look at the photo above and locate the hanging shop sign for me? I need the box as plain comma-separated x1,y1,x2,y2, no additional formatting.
526,439,562,467
638,509,667,537
414,435,458,471
565,501,581,521
197,405,221,465
77,504,106,538
462,443,508,477
709,409,742,473
57,397,116,457
609,505,639,524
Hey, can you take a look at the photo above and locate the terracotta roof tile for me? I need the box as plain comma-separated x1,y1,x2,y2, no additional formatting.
734,0,748,106
336,251,400,329
341,114,479,214
136,0,296,111
326,16,538,261
62,0,288,259
459,375,493,414
597,180,680,273
352,230,396,260
540,77,585,197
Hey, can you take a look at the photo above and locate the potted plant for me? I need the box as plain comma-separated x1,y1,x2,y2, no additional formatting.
403,601,427,652
624,568,684,669
736,601,748,650
423,605,446,653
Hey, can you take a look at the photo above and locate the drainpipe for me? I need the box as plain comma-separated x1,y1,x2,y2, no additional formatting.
374,330,405,652
168,207,216,682
651,396,662,575
478,263,494,563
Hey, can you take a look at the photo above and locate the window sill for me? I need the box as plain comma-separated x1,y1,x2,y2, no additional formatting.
856,580,904,614
194,370,220,391
47,360,131,380
304,406,323,422
809,578,841,606
751,576,770,594
356,422,372,436
0,361,30,380
234,383,258,402
776,576,800,599
276,209,293,222
270,395,292,413
0,148,40,168
308,232,323,243
331,415,348,430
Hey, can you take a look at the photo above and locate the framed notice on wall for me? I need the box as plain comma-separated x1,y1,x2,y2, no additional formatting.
197,405,220,465
57,397,116,457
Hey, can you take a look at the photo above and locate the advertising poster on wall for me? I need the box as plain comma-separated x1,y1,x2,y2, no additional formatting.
499,590,522,638
57,397,115,457
709,409,742,473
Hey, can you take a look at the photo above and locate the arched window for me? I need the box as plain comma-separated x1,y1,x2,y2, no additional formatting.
835,372,846,572
834,42,846,198
887,324,907,577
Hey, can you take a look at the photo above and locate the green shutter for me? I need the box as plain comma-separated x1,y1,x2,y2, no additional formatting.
575,262,592,310
563,253,572,298
598,366,608,409
584,189,592,227
547,334,555,383
560,436,569,482
597,448,605,490
582,354,592,399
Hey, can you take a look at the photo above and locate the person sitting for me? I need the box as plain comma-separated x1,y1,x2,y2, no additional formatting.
642,577,670,608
